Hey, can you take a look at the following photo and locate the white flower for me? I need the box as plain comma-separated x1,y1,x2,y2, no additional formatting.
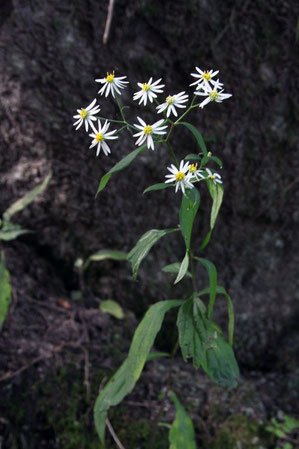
190,68,220,90
188,163,205,181
95,71,128,98
165,160,194,194
73,99,101,132
133,117,167,150
89,119,118,156
156,91,189,117
133,78,165,106
194,81,232,108
205,168,222,185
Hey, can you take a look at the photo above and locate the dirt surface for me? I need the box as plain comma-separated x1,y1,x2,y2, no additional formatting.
0,0,299,448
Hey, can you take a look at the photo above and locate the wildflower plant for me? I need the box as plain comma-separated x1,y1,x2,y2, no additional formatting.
73,68,238,445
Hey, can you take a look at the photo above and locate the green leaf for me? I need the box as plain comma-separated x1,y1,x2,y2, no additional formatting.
185,153,201,161
206,179,223,230
198,229,212,251
174,251,189,284
197,286,234,346
0,222,31,241
179,187,200,250
0,258,12,330
169,391,197,449
94,299,183,443
3,172,52,222
196,258,217,320
146,351,170,361
177,296,239,388
96,146,146,195
179,122,208,164
283,415,299,432
209,155,223,168
177,297,206,369
84,249,127,269
100,300,124,319
128,228,178,280
162,262,192,278
143,183,172,194
203,320,239,388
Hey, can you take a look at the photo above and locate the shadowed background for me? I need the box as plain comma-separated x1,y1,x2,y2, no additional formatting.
0,0,298,448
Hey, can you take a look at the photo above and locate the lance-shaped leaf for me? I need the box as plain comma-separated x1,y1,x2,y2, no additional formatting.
96,146,146,195
0,259,12,330
99,300,124,319
174,251,189,284
0,222,31,241
162,262,192,278
177,296,239,388
169,391,197,449
143,183,172,194
197,285,235,346
179,187,200,250
177,297,207,369
179,122,208,165
3,172,52,222
83,249,127,269
196,258,217,319
128,228,178,280
94,299,183,444
202,320,239,388
206,179,223,230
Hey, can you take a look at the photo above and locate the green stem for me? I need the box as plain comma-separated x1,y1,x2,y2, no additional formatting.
98,116,125,124
114,94,133,135
189,250,197,292
166,141,179,167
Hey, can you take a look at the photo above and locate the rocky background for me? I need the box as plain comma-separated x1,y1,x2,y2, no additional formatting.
0,0,298,448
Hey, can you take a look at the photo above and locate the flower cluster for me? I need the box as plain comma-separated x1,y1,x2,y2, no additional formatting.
165,161,222,194
72,67,230,193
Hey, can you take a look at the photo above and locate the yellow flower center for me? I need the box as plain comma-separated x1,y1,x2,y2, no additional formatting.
96,133,104,142
209,90,219,101
189,163,198,173
142,83,150,91
166,95,174,105
144,125,152,135
202,71,211,81
209,175,215,180
80,109,87,119
106,71,115,83
175,171,185,181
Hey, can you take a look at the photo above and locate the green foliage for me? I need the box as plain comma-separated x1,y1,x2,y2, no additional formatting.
199,180,223,251
162,262,192,278
82,249,127,270
0,256,12,330
174,251,189,284
143,183,172,194
177,296,239,388
196,257,217,318
179,186,200,250
0,171,51,241
100,300,124,319
266,414,299,446
197,285,235,345
94,299,183,444
128,228,178,280
206,179,223,230
169,391,197,449
96,146,146,195
179,122,208,164
3,172,51,222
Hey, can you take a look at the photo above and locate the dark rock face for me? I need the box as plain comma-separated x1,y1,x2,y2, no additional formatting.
0,0,298,376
